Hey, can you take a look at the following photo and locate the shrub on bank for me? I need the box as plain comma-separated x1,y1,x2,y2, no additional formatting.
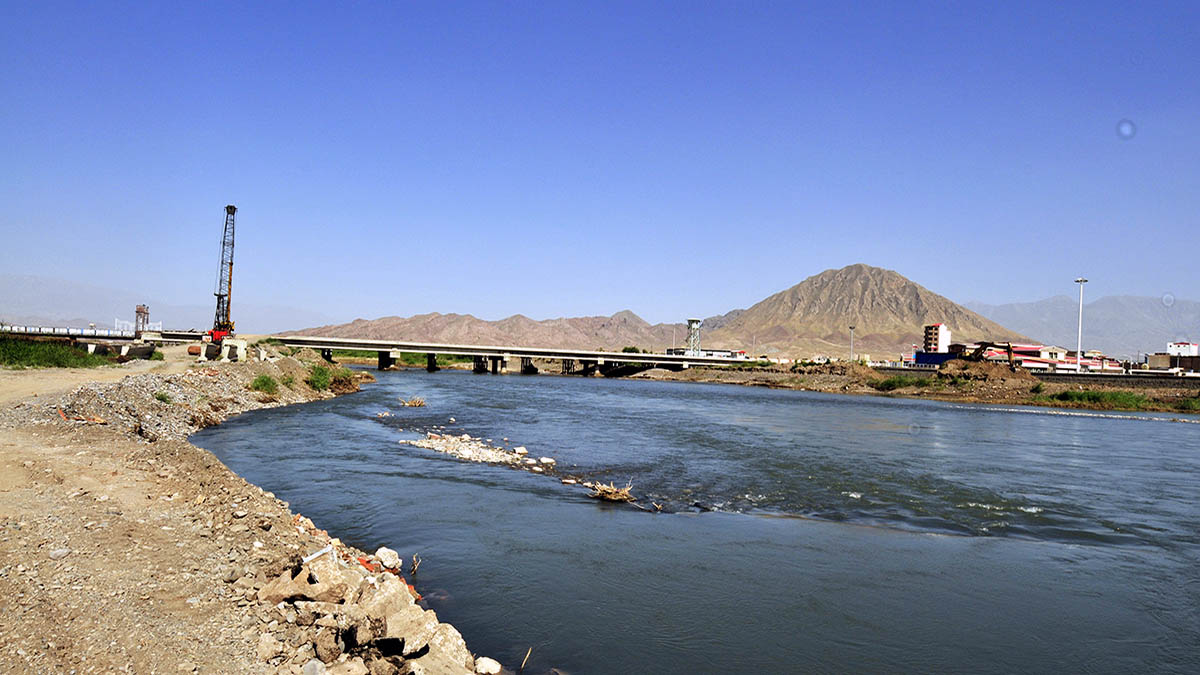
149,350,165,361
871,375,929,391
281,374,296,388
1046,390,1149,409
154,391,172,404
250,374,278,395
0,338,112,369
307,364,333,391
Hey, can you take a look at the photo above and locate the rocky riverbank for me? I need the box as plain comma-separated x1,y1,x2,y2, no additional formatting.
0,350,500,674
631,360,1200,415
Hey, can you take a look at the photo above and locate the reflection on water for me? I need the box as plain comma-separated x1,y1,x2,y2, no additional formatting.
193,369,1200,673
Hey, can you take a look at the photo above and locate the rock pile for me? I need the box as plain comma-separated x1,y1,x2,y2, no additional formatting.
250,546,478,674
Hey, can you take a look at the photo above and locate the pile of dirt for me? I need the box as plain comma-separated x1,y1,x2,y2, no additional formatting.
791,362,879,384
936,360,1038,383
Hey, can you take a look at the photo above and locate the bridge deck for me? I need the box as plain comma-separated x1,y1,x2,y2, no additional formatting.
277,335,747,367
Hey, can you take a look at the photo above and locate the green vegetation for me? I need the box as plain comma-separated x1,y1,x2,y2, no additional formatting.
154,391,172,404
149,350,165,361
1030,382,1045,394
281,374,296,388
871,375,931,391
1040,390,1150,409
250,374,279,395
621,346,646,353
0,338,112,369
252,337,283,347
306,364,333,391
306,364,355,391
1173,397,1200,412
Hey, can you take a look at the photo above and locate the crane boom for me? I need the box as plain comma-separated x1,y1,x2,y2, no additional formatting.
210,204,237,341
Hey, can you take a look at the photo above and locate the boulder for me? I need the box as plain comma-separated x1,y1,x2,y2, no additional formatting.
358,574,415,624
383,604,440,657
313,627,342,664
302,659,327,675
474,657,502,675
259,557,360,605
411,623,473,674
375,547,402,570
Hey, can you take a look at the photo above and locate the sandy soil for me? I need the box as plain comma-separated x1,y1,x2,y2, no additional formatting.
0,347,490,675
0,345,193,406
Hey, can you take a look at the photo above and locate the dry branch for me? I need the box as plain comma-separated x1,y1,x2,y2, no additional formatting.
586,480,636,502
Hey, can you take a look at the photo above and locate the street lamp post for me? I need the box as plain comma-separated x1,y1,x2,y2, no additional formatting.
1075,277,1088,371
849,325,856,362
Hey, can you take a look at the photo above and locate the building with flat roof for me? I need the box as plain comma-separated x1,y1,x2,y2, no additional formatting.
1167,342,1199,357
923,323,951,353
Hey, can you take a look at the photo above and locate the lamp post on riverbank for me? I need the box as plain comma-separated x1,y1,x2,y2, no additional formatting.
1075,277,1088,371
849,325,856,362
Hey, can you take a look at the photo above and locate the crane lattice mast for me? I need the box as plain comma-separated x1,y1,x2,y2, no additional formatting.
211,205,237,338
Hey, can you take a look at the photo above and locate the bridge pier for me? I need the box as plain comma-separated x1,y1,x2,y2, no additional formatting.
561,359,576,375
426,353,440,372
489,356,507,374
520,357,538,375
473,356,489,374
321,348,334,363
579,360,598,377
377,351,395,370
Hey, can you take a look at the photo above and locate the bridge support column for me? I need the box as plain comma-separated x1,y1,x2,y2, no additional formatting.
377,351,395,370
520,357,538,375
489,356,507,374
473,356,488,374
561,359,576,374
579,360,597,377
426,353,440,372
321,348,334,363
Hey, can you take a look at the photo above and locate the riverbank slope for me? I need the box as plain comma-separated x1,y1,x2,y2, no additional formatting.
0,349,495,674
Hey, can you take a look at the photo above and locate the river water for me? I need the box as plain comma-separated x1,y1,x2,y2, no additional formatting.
191,369,1200,673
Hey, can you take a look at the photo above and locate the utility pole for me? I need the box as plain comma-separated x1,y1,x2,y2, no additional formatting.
1075,277,1088,371
849,325,856,362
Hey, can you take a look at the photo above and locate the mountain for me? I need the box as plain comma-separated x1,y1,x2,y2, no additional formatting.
703,264,1025,357
0,274,339,335
967,295,1200,359
294,310,693,351
295,264,1026,358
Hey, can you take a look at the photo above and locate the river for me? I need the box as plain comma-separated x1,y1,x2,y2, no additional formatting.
191,368,1200,673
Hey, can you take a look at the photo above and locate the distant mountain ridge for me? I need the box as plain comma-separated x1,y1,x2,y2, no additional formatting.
967,295,1200,359
296,264,1027,358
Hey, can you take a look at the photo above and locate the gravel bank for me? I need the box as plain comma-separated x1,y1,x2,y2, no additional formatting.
0,353,497,674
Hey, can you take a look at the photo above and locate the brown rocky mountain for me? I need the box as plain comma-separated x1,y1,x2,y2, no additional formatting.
704,264,1026,358
293,264,1026,359
295,309,691,352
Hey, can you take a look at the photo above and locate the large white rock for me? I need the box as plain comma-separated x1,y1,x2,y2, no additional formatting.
375,546,402,570
539,457,555,465
513,446,528,455
475,656,502,674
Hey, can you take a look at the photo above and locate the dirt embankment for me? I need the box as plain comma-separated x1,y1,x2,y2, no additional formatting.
0,350,498,675
634,360,1200,414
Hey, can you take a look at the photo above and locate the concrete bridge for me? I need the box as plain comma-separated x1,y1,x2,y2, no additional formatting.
276,335,749,376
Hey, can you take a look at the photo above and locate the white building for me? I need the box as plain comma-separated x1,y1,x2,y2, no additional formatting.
1167,342,1200,356
923,324,951,353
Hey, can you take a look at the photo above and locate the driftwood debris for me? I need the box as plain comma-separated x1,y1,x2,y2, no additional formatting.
585,480,636,502
400,396,426,407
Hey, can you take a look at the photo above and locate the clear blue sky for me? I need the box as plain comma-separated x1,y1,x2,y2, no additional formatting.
3,1,1197,324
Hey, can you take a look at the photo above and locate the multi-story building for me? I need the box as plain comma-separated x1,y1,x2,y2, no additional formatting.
923,323,951,353
1167,342,1199,357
